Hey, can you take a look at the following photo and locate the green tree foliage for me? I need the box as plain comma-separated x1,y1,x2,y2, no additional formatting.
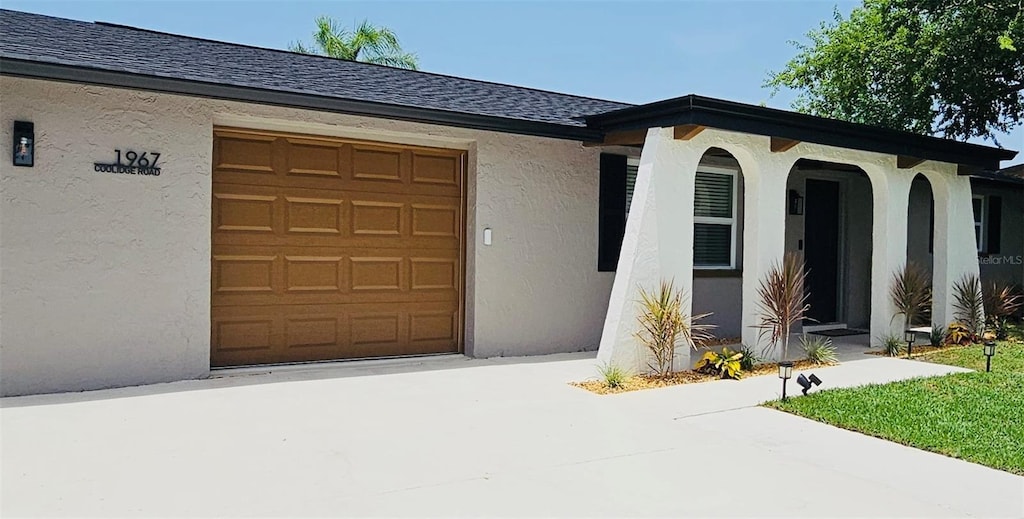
290,16,419,70
767,0,1023,142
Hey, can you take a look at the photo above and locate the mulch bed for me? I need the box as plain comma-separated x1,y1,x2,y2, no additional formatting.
866,344,955,358
572,358,833,395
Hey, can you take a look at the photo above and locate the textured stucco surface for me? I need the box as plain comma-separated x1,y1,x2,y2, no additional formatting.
599,127,981,372
0,76,614,395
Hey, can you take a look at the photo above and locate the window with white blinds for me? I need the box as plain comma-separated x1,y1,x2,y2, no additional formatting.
694,169,737,268
625,158,639,213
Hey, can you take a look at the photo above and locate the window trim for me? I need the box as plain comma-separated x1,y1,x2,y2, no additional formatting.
973,194,986,253
694,165,739,270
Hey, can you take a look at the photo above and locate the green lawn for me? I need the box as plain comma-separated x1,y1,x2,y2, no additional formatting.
766,328,1024,475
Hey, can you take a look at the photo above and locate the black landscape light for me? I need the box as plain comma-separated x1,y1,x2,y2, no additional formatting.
983,341,996,372
797,373,823,395
904,329,916,357
778,361,793,400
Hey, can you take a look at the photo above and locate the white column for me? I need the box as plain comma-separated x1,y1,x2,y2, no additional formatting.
596,127,700,374
929,171,983,327
867,164,913,341
740,158,790,358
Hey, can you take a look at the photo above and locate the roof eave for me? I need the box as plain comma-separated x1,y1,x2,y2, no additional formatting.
0,57,605,143
585,95,1017,170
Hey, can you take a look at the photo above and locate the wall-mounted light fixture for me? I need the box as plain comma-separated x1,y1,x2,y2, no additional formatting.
788,189,804,215
13,121,34,167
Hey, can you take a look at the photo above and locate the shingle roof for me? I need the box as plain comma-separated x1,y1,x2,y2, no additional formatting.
0,9,631,131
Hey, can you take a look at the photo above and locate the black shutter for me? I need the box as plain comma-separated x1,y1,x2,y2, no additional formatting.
987,196,1002,254
598,153,627,272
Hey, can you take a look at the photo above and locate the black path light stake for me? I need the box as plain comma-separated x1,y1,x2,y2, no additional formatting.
904,329,916,358
778,361,793,401
983,341,996,372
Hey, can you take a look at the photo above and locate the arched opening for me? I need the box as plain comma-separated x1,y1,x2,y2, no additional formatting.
907,173,936,326
784,159,874,341
691,147,744,344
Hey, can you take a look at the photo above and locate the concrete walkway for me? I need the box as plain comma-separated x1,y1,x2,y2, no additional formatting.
2,354,1021,517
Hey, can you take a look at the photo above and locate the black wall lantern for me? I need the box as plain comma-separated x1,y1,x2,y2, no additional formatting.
13,121,34,167
788,189,804,215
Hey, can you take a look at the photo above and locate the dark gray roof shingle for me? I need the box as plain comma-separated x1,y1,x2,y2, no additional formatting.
0,9,631,129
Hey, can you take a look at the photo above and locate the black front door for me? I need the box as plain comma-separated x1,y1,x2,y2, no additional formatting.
804,179,840,323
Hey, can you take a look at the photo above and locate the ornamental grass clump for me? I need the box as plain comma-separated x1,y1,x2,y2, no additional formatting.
801,334,838,365
755,253,811,361
889,262,932,330
635,279,715,377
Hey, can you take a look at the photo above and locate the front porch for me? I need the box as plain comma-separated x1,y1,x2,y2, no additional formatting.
593,112,993,373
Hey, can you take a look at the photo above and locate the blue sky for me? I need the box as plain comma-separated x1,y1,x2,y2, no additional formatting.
7,0,1021,164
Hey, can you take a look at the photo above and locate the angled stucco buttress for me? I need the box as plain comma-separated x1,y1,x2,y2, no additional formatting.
917,164,983,327
597,127,699,373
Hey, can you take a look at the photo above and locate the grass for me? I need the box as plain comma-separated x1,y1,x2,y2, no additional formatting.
766,324,1024,475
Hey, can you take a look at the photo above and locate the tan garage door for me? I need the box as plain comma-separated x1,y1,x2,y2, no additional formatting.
211,128,465,367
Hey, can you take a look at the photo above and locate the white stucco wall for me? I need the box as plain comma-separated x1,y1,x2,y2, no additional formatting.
599,126,980,371
0,76,614,395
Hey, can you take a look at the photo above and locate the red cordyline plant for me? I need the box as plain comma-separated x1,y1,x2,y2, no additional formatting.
889,262,933,330
983,280,1023,338
755,253,811,361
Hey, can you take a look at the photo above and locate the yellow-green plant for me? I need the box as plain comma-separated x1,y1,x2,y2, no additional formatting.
890,262,932,330
695,348,744,379
596,363,628,389
635,280,715,377
755,253,811,361
945,322,974,345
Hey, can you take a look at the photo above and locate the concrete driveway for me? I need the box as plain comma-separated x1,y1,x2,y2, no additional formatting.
2,353,1021,517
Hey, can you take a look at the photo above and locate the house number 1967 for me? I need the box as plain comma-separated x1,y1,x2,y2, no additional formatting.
94,149,162,176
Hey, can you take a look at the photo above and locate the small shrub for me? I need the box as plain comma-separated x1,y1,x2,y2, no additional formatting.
879,334,904,357
596,363,629,389
953,274,984,336
945,322,975,346
801,335,838,364
736,344,761,371
930,324,945,347
694,347,744,379
635,280,715,377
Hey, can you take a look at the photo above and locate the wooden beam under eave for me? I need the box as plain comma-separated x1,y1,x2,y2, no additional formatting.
583,129,648,147
673,124,706,141
770,137,800,153
957,164,980,176
897,155,926,169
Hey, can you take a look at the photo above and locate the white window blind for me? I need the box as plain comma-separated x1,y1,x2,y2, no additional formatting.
625,158,639,213
693,169,737,268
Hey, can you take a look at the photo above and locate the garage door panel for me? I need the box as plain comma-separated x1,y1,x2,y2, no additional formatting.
213,187,461,250
213,128,463,367
211,303,459,365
